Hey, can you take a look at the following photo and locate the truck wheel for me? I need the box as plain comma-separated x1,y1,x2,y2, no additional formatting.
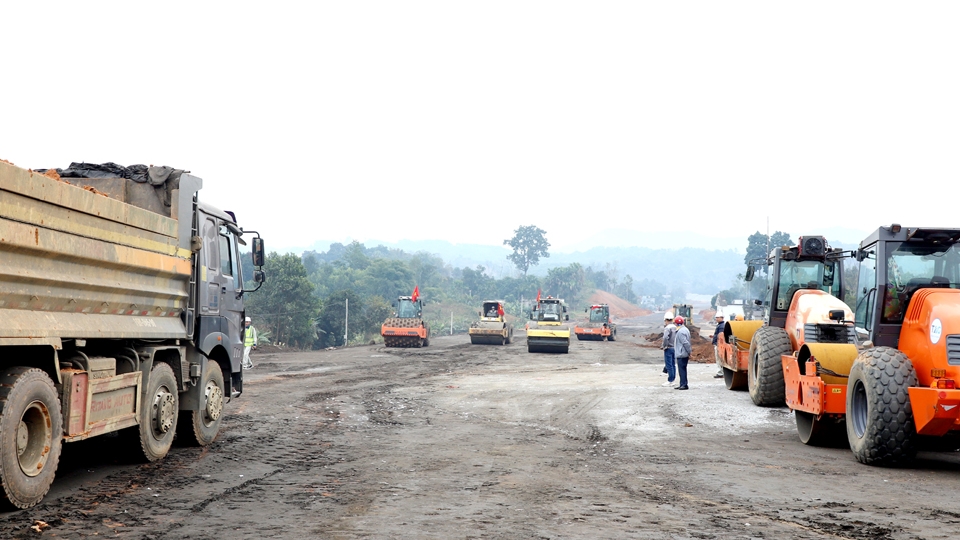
796,411,845,446
846,347,917,465
747,326,790,406
723,367,747,390
137,362,179,462
506,329,513,344
609,328,616,342
177,361,225,447
0,368,63,509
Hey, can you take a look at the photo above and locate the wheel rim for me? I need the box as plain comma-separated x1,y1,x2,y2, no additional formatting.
152,385,177,436
851,379,868,438
203,380,224,426
17,400,53,477
750,350,759,386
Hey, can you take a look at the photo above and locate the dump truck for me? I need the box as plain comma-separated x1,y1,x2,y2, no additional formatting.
526,296,571,353
0,160,265,509
468,300,514,345
574,304,617,341
782,225,960,463
381,294,430,347
726,236,852,405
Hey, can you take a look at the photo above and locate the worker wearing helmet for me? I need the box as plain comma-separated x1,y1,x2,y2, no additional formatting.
712,312,725,379
661,312,677,386
673,316,692,390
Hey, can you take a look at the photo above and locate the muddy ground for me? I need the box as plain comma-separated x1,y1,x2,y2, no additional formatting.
4,313,960,539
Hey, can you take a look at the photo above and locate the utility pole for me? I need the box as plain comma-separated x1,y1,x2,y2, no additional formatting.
450,312,453,335
344,298,348,346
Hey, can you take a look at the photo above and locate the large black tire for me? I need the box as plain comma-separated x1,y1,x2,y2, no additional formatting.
177,361,225,447
723,367,747,390
0,367,63,509
608,327,617,342
136,362,179,462
846,347,918,466
747,326,791,406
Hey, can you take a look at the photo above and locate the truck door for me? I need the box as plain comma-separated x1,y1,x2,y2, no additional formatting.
217,224,244,369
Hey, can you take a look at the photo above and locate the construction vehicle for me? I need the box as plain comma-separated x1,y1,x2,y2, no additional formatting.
672,303,700,337
0,160,265,509
468,300,514,345
526,296,571,353
381,293,430,347
732,236,852,405
783,225,960,463
575,304,617,341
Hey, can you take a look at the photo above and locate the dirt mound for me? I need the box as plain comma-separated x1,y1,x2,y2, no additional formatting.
586,290,652,319
644,328,713,363
700,308,716,320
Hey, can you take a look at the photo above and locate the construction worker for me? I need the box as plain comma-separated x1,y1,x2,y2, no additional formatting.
712,312,725,379
674,316,692,390
661,312,677,386
242,317,258,370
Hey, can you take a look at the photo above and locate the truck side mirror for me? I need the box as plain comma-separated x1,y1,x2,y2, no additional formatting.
252,238,265,267
745,266,755,282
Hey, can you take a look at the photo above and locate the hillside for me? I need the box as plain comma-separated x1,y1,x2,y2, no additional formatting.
586,290,652,319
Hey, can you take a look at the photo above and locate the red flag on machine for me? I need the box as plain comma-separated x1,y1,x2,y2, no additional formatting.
536,289,541,303
411,286,420,303
497,303,505,316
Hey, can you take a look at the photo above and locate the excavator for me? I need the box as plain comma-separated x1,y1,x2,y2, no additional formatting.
575,304,617,341
526,295,571,353
782,225,960,464
721,236,852,405
381,288,430,347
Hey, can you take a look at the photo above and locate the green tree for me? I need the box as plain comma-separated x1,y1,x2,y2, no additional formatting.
504,225,550,276
545,263,585,303
246,252,320,349
316,289,360,348
744,231,793,271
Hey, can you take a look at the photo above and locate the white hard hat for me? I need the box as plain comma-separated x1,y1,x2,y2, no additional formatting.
664,312,674,320
716,312,724,319
245,317,251,322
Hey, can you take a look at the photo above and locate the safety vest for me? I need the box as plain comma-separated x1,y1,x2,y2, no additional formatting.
244,326,258,347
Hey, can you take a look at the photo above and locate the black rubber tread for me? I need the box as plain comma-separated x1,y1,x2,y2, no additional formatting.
0,367,63,509
796,410,846,447
608,327,616,342
747,326,791,406
846,347,918,466
136,362,179,462
723,367,747,391
177,361,225,447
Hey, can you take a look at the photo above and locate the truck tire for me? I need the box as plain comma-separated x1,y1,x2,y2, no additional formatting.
177,361,225,447
608,327,616,342
136,362,180,462
0,367,63,509
747,326,790,406
846,347,918,465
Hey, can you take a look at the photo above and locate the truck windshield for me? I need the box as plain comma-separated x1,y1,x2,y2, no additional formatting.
775,260,841,310
589,308,607,323
881,241,960,323
397,300,419,318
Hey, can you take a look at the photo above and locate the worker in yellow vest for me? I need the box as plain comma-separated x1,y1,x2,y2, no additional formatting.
243,317,258,370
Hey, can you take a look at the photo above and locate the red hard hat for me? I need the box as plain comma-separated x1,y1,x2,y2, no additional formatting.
674,316,685,325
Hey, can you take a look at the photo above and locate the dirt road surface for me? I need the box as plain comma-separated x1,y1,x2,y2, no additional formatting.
4,313,960,539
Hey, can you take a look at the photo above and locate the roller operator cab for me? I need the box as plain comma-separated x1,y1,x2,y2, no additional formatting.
575,304,617,341
526,296,571,353
731,236,852,405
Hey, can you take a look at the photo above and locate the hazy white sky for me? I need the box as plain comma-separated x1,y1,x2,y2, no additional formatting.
3,2,958,253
